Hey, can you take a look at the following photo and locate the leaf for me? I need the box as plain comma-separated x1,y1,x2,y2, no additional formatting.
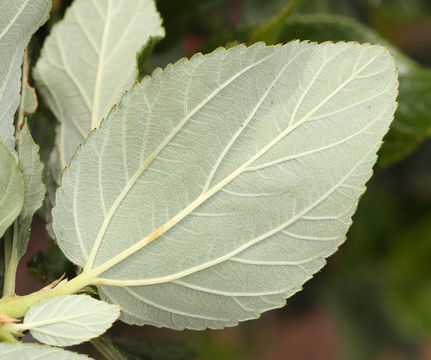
21,295,120,346
53,42,398,330
112,336,196,360
269,13,431,166
15,121,46,258
0,342,93,360
0,140,24,239
0,0,51,149
34,0,165,170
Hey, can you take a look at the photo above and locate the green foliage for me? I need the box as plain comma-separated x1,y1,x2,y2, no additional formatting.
0,0,429,359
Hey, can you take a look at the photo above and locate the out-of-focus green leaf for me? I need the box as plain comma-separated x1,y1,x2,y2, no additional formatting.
382,215,431,339
113,337,196,360
251,0,303,44
364,0,431,20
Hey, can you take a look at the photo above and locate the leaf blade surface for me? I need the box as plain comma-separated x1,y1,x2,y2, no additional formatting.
34,0,165,169
53,42,398,330
0,0,50,149
0,140,24,239
23,295,120,346
0,342,93,360
16,122,46,258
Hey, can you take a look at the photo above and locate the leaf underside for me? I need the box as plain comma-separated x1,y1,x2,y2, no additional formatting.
0,140,24,239
0,0,50,149
53,41,398,330
0,343,93,360
16,122,46,258
34,0,165,170
24,295,120,347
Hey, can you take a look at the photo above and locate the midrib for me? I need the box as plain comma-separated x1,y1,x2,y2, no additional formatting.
91,0,112,129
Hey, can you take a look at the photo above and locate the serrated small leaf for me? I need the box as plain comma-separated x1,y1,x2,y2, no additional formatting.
53,42,398,330
0,0,50,149
0,140,24,239
0,342,93,360
34,0,165,170
22,295,120,346
15,121,46,258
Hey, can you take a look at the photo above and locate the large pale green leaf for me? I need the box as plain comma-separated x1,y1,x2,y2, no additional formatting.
0,140,24,239
0,343,93,360
19,295,120,346
53,42,398,330
15,121,46,258
34,0,165,170
0,0,50,149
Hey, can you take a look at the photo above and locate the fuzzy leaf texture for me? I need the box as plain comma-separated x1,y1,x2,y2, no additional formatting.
0,0,50,149
0,140,24,239
21,295,120,346
34,0,165,170
53,42,398,330
0,343,93,360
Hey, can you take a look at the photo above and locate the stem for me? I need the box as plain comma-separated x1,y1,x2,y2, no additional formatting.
0,270,96,319
3,222,19,297
0,325,17,343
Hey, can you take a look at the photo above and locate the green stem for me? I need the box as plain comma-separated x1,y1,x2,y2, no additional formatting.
0,270,96,319
3,222,19,297
0,325,17,343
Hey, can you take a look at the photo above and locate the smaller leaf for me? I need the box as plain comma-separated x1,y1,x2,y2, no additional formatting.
0,342,92,360
16,121,46,259
22,295,120,346
0,140,24,239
